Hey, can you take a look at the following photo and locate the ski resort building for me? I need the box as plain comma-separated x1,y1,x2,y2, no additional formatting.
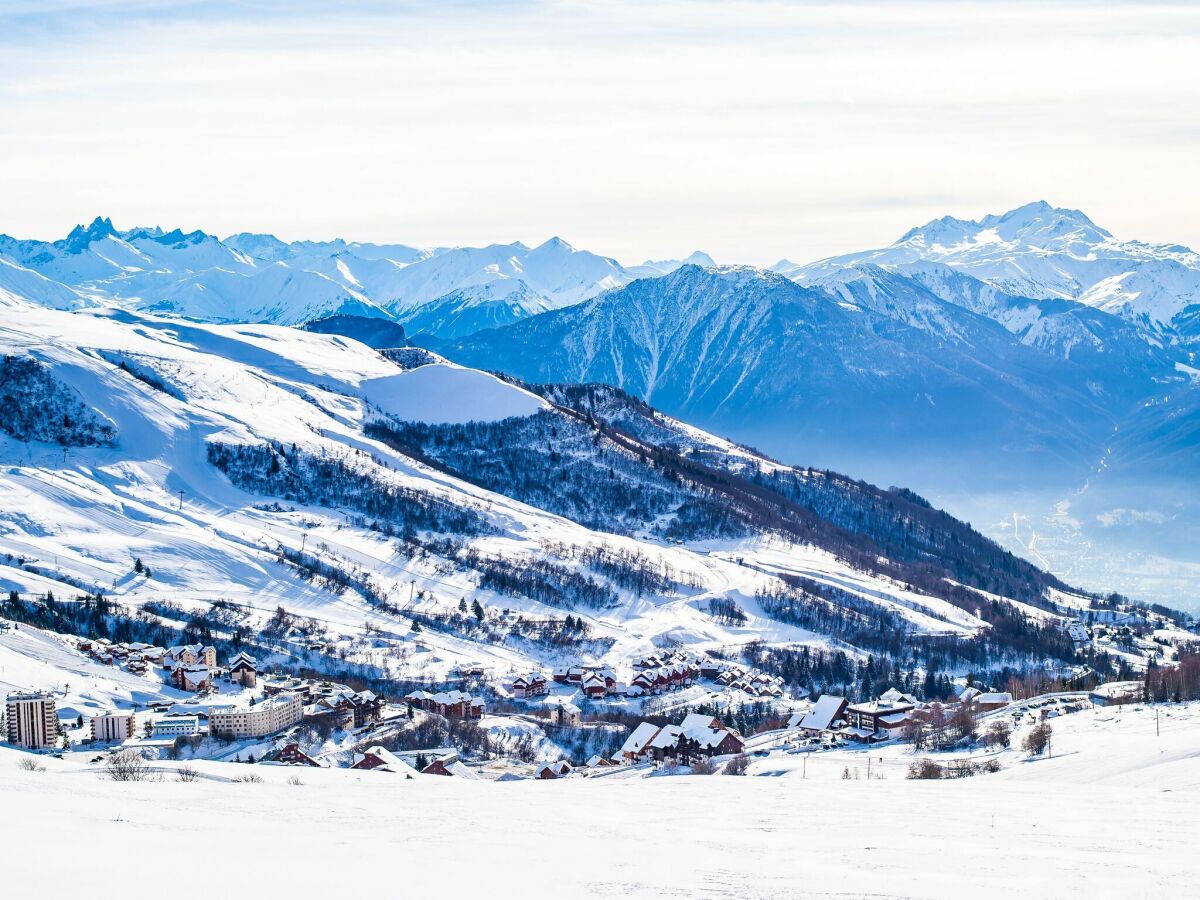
91,710,136,743
620,713,744,764
271,742,324,767
153,715,201,738
228,652,258,688
844,692,918,740
507,672,548,698
351,746,418,776
547,699,581,728
5,691,58,749
209,693,303,739
789,695,847,737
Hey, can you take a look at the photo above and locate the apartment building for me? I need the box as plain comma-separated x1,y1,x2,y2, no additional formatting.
209,693,302,739
6,692,59,749
91,710,137,743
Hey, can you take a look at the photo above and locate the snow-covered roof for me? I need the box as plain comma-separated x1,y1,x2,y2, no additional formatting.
620,722,661,756
794,695,845,731
355,746,418,776
975,692,1012,705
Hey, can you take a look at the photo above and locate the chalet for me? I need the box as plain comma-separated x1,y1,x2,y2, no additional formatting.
351,746,418,776
844,692,918,741
323,689,385,727
789,695,847,737
165,644,217,669
422,758,479,778
126,655,147,676
624,714,744,765
973,691,1013,712
172,664,213,693
1089,682,1140,706
699,662,722,680
956,686,982,705
566,666,585,685
507,672,548,699
272,742,325,767
581,672,608,699
405,690,484,719
619,721,662,763
141,647,165,665
228,652,258,688
631,671,656,694
552,666,570,683
264,676,314,700
547,700,581,728
349,690,384,726
585,754,616,769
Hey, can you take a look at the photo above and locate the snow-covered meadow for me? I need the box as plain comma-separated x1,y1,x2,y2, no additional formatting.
2,703,1197,899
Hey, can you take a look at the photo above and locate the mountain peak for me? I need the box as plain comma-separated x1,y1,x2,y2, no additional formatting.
534,236,575,252
57,216,118,253
898,201,1110,248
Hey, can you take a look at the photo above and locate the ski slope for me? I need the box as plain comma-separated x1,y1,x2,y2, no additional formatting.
0,302,1095,688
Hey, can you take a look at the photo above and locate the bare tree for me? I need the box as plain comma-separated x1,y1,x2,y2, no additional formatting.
984,719,1011,748
17,756,45,772
722,754,750,776
176,764,199,782
902,718,927,749
1022,722,1052,757
106,749,158,782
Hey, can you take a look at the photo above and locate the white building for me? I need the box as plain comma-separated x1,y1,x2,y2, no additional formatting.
152,715,202,738
209,693,303,739
5,692,58,749
91,710,136,743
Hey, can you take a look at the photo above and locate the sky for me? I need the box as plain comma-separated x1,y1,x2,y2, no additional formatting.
1,1,1199,266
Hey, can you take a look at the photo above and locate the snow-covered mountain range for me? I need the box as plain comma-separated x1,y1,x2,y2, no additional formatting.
780,201,1200,339
0,219,632,329
2,203,1198,606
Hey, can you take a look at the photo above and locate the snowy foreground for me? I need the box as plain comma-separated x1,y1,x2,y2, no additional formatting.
4,704,1197,899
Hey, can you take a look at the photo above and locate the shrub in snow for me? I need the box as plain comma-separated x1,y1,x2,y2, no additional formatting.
723,754,750,776
106,749,158,782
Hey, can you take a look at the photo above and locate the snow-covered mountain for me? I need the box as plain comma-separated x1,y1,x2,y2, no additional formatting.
785,201,1200,337
628,250,717,277
0,220,633,333
435,261,1200,607
438,264,1168,483
0,296,1097,686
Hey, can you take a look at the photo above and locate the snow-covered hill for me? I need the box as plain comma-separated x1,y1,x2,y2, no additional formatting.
0,300,1097,686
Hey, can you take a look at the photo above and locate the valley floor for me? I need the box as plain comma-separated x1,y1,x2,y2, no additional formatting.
3,705,1197,899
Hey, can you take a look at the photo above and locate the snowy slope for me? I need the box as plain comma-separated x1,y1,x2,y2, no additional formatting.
0,302,1084,686
2,705,1198,899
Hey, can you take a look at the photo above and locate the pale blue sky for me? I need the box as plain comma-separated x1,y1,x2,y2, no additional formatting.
2,1,1198,264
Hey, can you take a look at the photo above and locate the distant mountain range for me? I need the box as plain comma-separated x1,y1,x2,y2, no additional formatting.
0,218,640,329
1,203,1198,605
